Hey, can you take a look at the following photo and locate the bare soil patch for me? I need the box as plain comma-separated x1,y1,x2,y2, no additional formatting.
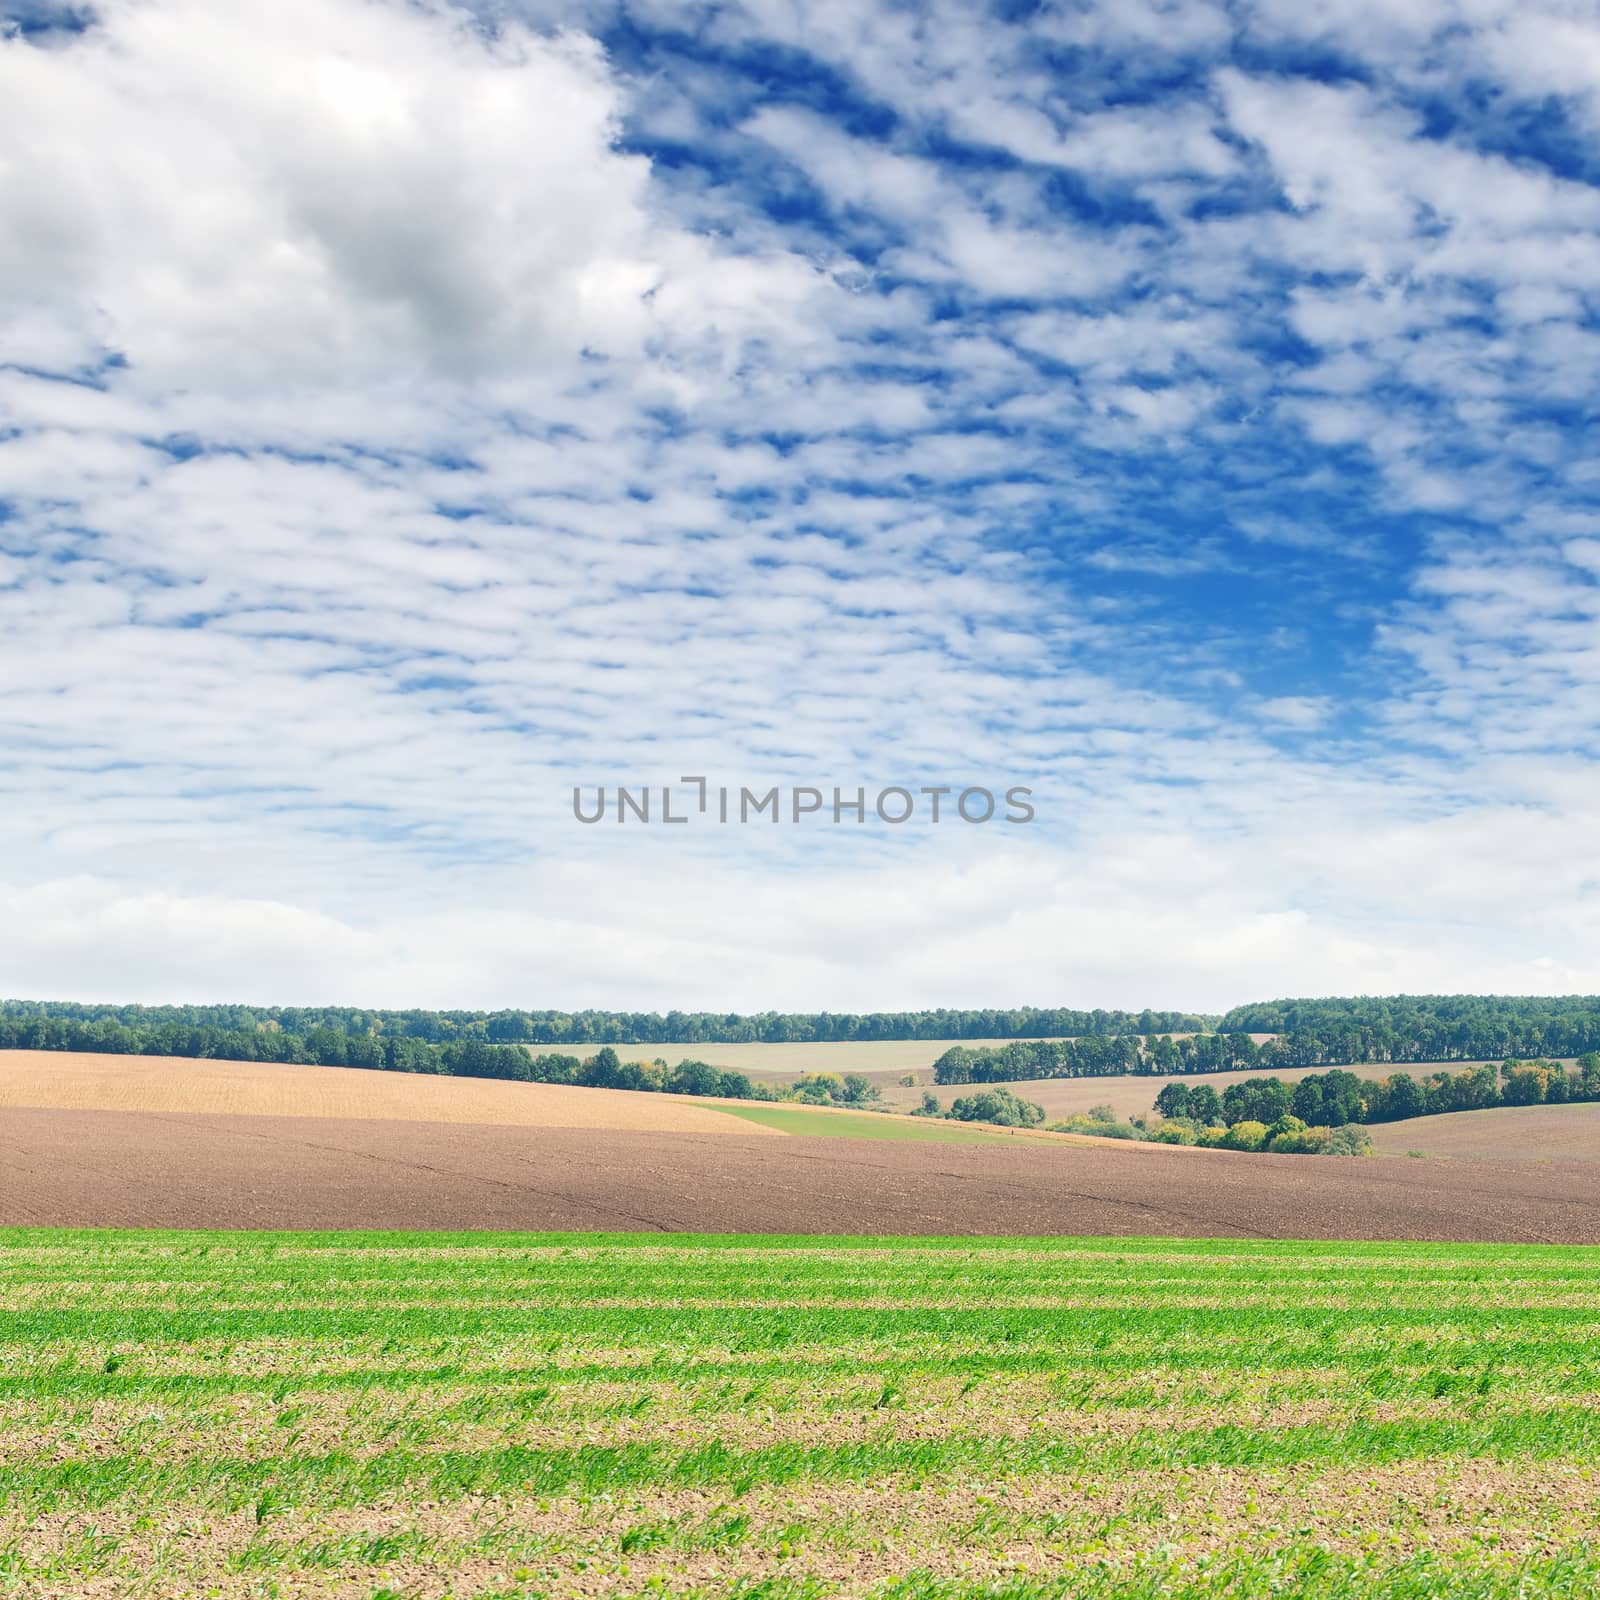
5,1105,1600,1240
0,1051,779,1136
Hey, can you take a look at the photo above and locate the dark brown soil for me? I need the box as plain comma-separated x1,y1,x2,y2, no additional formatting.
6,1106,1600,1241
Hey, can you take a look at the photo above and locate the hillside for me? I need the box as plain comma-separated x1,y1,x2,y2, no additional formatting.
0,1050,776,1135
1366,1102,1600,1162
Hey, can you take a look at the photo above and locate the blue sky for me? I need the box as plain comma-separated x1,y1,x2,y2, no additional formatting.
1,0,1599,1010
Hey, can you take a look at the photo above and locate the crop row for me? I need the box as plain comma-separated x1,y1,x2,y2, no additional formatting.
2,1233,1597,1598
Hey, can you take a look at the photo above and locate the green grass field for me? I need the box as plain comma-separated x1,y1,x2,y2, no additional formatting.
2,1233,1598,1598
705,1105,1007,1140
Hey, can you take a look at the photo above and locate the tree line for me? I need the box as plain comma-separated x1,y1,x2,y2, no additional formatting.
934,997,1600,1081
1083,1056,1600,1158
1216,994,1600,1064
0,1010,937,1109
14,992,1600,1074
0,998,1214,1046
934,1032,1263,1083
0,1011,502,1074
1057,1100,1373,1156
1153,1056,1600,1133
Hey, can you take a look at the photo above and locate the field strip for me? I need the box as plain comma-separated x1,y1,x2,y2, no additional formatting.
2,1231,1598,1597
14,1109,1600,1238
0,1051,789,1135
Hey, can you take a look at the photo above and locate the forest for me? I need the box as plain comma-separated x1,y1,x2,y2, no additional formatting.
1155,1058,1600,1126
0,998,1211,1046
934,1032,1261,1081
0,1009,788,1103
11,995,1600,1085
935,995,1600,1082
1216,993,1600,1063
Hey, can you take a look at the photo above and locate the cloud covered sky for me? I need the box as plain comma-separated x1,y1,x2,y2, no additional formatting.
3,0,1600,1011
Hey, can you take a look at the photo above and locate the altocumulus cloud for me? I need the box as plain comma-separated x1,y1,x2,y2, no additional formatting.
2,0,1600,1010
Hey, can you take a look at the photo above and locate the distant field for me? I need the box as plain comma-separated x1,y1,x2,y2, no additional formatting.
8,1048,1600,1241
3,1232,1599,1599
875,1061,1502,1121
709,1103,1008,1142
558,1043,1521,1106
1368,1101,1600,1162
876,1062,1574,1126
542,1038,1077,1076
0,1049,781,1136
0,1049,1027,1145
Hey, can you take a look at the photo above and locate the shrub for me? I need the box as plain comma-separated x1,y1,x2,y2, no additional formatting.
1086,1103,1118,1124
1322,1123,1373,1157
1222,1120,1268,1151
911,1091,943,1118
1265,1116,1336,1154
793,1072,846,1104
1196,1125,1231,1148
947,1087,1046,1127
1048,1116,1147,1140
1153,1121,1198,1145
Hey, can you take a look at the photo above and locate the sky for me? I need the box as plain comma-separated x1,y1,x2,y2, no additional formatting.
2,0,1599,1013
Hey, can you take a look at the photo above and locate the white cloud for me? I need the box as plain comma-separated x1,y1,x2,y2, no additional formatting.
4,0,1600,1010
0,0,816,386
1256,696,1331,730
9,793,1600,1009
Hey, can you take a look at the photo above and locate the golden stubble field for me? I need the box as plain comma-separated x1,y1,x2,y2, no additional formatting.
0,1051,783,1136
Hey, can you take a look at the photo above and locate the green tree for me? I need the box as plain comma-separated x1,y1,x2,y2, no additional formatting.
1375,1073,1426,1121
1222,1077,1292,1125
1154,1082,1193,1118
1501,1060,1552,1105
1579,1052,1600,1099
947,1087,1045,1127
666,1060,729,1096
